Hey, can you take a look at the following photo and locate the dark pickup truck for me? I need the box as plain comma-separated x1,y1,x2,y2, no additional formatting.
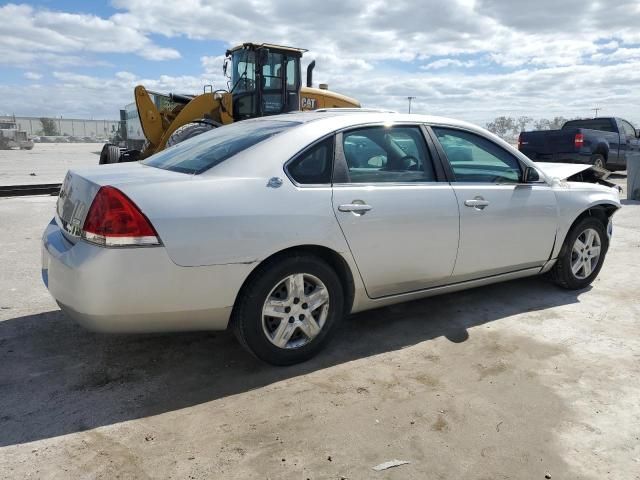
518,117,640,171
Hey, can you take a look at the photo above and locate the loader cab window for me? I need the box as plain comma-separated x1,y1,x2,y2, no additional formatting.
232,51,256,94
261,52,301,114
262,52,284,114
230,47,301,119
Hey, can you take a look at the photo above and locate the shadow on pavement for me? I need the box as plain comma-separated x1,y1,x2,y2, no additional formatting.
608,172,627,179
0,276,587,446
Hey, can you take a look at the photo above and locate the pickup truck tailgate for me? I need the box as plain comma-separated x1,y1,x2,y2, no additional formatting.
520,129,575,156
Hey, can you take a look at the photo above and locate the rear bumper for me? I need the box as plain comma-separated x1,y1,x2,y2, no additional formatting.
41,218,253,333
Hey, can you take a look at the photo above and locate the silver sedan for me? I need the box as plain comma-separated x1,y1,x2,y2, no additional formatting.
42,111,621,364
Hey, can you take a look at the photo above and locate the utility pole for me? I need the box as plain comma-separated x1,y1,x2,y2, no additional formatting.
593,107,600,117
407,96,416,114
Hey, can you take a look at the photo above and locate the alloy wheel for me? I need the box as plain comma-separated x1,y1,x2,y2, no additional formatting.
261,273,330,349
570,228,602,280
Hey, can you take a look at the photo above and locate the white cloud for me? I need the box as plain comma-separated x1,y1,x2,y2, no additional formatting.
2,0,640,127
0,3,179,68
24,71,42,80
421,59,477,70
591,47,640,63
4,59,639,128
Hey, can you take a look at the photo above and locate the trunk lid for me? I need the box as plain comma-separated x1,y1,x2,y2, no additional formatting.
56,162,188,242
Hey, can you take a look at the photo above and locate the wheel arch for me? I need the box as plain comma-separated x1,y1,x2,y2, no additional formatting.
545,201,619,273
559,201,619,251
592,143,609,160
230,244,356,325
572,202,619,228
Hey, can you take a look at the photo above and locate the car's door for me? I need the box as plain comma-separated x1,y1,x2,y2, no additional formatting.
429,126,558,281
331,124,460,298
618,119,640,168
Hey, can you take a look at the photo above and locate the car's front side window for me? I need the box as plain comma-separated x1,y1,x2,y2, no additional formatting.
342,126,436,183
432,127,522,183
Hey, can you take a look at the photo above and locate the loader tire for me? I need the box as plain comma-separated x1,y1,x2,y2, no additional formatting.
166,122,215,148
99,144,121,164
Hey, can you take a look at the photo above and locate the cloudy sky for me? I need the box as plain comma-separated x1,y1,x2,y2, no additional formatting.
1,0,640,127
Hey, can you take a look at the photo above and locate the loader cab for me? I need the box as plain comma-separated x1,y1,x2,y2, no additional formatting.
225,43,305,120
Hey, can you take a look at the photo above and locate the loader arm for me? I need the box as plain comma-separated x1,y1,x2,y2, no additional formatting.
150,93,233,155
134,85,164,147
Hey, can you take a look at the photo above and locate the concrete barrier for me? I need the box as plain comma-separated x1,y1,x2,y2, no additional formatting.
629,156,640,200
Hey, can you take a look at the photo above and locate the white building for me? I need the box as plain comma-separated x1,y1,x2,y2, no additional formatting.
0,115,119,138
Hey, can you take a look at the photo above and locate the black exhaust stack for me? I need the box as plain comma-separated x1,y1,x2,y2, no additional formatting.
306,60,316,88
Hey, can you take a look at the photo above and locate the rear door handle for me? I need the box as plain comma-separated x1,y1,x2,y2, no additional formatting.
338,202,372,215
464,199,490,210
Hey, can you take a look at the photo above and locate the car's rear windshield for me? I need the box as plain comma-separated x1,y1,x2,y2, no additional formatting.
142,119,300,174
562,119,615,132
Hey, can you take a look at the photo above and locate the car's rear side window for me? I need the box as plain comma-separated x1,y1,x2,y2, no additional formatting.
286,136,334,185
562,119,615,132
143,120,300,174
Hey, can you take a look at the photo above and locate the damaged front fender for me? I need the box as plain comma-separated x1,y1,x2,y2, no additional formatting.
535,162,622,191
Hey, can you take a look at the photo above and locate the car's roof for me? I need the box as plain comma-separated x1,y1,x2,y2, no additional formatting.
264,110,483,132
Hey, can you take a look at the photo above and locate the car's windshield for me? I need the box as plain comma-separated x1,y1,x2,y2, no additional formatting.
142,120,300,174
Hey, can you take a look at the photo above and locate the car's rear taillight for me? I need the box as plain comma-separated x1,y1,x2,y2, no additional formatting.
574,133,584,149
82,186,160,247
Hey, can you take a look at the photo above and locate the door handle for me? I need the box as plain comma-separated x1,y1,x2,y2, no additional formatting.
464,198,490,210
338,202,372,215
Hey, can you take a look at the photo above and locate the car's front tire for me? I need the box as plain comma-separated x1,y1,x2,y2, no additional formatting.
231,254,344,365
549,217,608,290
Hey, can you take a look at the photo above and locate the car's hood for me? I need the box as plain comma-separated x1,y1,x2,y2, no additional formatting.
535,162,610,181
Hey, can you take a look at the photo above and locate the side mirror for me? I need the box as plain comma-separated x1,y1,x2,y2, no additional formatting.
223,58,228,77
523,166,540,183
636,129,640,139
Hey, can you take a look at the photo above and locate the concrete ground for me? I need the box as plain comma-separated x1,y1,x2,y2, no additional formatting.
0,178,638,479
0,143,100,186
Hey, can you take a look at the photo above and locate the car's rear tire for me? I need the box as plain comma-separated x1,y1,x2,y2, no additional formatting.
231,254,344,365
591,154,605,169
549,217,608,290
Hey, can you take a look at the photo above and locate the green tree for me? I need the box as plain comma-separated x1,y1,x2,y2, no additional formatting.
39,117,59,136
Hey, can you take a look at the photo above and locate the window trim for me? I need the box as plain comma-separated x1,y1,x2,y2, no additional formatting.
283,133,336,187
426,124,529,185
332,123,447,186
620,119,636,138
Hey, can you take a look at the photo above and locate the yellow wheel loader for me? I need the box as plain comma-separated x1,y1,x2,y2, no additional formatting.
100,43,360,164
